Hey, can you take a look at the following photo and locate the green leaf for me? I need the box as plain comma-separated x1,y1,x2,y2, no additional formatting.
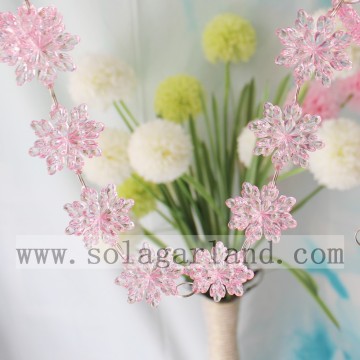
292,186,324,213
298,82,310,105
277,167,306,182
182,174,223,218
211,94,222,167
142,227,168,248
280,260,340,328
229,82,250,188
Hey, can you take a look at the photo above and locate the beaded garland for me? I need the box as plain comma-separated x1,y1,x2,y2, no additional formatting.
0,0,358,307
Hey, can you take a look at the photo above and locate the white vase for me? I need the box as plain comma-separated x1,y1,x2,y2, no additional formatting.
202,297,240,360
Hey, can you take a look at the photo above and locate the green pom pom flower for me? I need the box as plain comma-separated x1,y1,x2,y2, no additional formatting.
117,175,157,218
154,75,203,123
203,13,256,63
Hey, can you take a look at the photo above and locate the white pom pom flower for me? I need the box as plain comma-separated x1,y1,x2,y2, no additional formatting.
128,119,192,183
69,54,136,110
309,118,360,190
237,127,256,167
83,128,131,187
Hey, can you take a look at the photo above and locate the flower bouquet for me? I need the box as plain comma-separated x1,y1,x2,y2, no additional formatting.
68,10,360,360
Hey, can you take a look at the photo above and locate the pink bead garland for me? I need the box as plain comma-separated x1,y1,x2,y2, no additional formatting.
1,0,359,307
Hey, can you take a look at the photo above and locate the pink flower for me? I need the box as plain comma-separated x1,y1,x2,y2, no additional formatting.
335,0,360,46
302,81,341,120
29,104,104,175
226,182,297,243
276,9,352,86
337,70,360,111
249,102,324,170
185,242,254,302
115,243,183,307
64,184,135,248
0,4,79,86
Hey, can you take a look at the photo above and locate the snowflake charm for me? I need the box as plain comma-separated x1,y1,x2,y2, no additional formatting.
226,182,297,243
29,103,104,175
334,0,360,46
276,9,352,86
185,241,254,302
0,4,80,86
249,102,324,170
115,243,183,307
64,184,135,248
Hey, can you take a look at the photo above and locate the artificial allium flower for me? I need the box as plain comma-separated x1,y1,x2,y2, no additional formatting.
117,175,157,218
64,184,135,248
309,118,360,190
237,127,256,167
83,128,131,186
154,75,203,123
128,119,192,183
226,182,297,243
186,241,254,302
301,81,341,120
69,54,136,110
335,0,360,46
249,102,324,170
276,9,352,86
29,104,104,175
337,70,360,111
0,4,79,86
115,243,183,307
202,13,256,63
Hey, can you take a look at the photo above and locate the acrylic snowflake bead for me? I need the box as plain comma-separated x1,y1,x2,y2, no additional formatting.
276,9,352,86
64,184,135,248
115,243,183,307
29,103,104,175
334,0,360,46
186,241,254,302
249,102,324,170
226,182,297,243
0,4,80,86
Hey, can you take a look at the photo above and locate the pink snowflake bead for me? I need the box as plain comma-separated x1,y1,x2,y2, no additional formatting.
29,103,104,175
276,9,352,86
115,243,183,307
64,184,135,248
0,4,79,86
185,241,254,302
249,102,324,170
226,182,297,243
334,0,360,46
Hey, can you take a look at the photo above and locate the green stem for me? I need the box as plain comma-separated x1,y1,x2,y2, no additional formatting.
188,117,203,182
182,174,223,218
223,62,231,192
292,185,325,213
201,93,217,166
142,227,168,248
298,82,310,105
224,61,231,160
340,94,353,109
277,167,306,182
155,208,177,228
212,95,222,167
113,101,134,132
120,101,140,126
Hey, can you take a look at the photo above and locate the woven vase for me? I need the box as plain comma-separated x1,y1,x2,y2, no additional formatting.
202,297,240,360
